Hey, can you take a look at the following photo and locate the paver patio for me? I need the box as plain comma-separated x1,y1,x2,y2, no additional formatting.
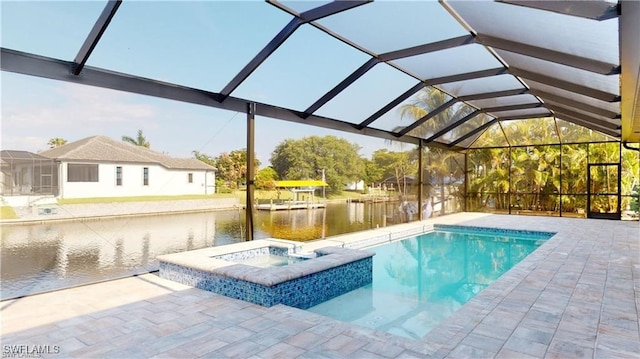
1,213,638,358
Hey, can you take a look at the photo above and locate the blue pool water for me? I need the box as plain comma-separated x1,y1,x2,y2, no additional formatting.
308,226,553,339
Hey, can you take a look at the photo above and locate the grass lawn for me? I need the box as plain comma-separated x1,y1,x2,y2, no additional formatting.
0,206,18,219
58,193,235,205
327,191,367,200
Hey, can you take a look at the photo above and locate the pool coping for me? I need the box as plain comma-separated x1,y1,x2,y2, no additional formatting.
158,240,375,287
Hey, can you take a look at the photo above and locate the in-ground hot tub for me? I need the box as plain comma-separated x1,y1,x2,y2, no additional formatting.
158,239,374,309
210,244,309,268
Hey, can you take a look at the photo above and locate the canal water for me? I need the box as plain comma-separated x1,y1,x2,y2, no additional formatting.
1,202,402,300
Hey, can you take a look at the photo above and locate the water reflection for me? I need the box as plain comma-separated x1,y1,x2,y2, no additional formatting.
256,202,396,241
1,202,398,299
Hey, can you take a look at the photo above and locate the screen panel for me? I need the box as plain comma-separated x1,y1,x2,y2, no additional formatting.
316,1,468,54
1,1,107,61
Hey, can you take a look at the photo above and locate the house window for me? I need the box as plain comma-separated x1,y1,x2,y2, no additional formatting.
68,164,99,182
188,173,193,183
116,166,122,186
143,167,149,186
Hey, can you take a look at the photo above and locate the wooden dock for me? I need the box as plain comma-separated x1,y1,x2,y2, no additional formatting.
256,201,326,211
348,196,396,203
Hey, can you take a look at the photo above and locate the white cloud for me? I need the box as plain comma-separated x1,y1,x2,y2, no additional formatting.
0,136,46,152
2,79,158,151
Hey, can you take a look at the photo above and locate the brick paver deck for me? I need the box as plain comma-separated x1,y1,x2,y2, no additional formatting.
2,213,638,358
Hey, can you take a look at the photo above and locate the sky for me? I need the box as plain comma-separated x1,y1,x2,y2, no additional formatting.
0,1,433,166
1,71,401,166
1,1,625,166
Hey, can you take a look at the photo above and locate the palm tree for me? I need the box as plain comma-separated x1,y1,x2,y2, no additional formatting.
47,137,67,148
397,87,465,139
392,87,471,214
122,129,150,148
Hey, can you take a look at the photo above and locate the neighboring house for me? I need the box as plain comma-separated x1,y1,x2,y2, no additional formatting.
38,136,216,199
344,180,365,191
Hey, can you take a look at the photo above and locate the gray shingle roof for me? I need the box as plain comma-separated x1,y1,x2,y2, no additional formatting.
39,136,215,171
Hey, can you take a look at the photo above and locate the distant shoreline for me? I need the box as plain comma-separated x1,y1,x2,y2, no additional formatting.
1,198,242,226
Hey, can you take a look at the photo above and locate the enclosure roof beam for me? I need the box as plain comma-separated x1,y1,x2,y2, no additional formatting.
457,88,529,102
509,67,620,102
356,83,425,129
1,48,429,149
218,18,302,101
496,113,553,121
303,58,378,118
424,110,482,143
531,89,620,118
378,35,474,61
427,67,507,85
72,0,121,75
546,104,620,130
476,34,620,75
553,113,621,138
448,118,499,147
304,35,475,118
496,0,619,21
219,1,370,101
396,98,459,137
298,0,371,22
482,103,543,113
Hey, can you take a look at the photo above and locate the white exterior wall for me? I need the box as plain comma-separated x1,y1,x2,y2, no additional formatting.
345,180,365,191
59,162,215,199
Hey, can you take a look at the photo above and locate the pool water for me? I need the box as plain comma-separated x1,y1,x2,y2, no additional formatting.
236,254,308,268
308,228,552,339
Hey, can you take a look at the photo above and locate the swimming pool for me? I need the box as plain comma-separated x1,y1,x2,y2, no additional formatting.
308,225,554,339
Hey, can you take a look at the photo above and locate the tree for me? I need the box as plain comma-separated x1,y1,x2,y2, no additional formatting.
362,158,384,188
192,150,216,167
392,87,469,209
215,149,260,189
270,136,364,194
369,149,417,195
47,137,67,148
122,129,150,148
256,167,278,190
397,87,472,140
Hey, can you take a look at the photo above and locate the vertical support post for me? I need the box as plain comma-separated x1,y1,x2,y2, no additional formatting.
245,102,256,241
584,143,591,218
464,152,468,212
418,140,423,221
559,143,563,217
322,169,326,200
508,146,512,215
617,142,622,217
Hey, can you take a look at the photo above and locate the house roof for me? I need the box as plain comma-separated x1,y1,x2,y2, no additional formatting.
1,150,54,166
39,136,215,171
1,150,52,161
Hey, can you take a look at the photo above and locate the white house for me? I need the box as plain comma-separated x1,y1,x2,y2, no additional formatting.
344,180,365,191
38,136,216,199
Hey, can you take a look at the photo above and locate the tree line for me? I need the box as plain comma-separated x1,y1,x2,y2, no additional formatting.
194,136,422,195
